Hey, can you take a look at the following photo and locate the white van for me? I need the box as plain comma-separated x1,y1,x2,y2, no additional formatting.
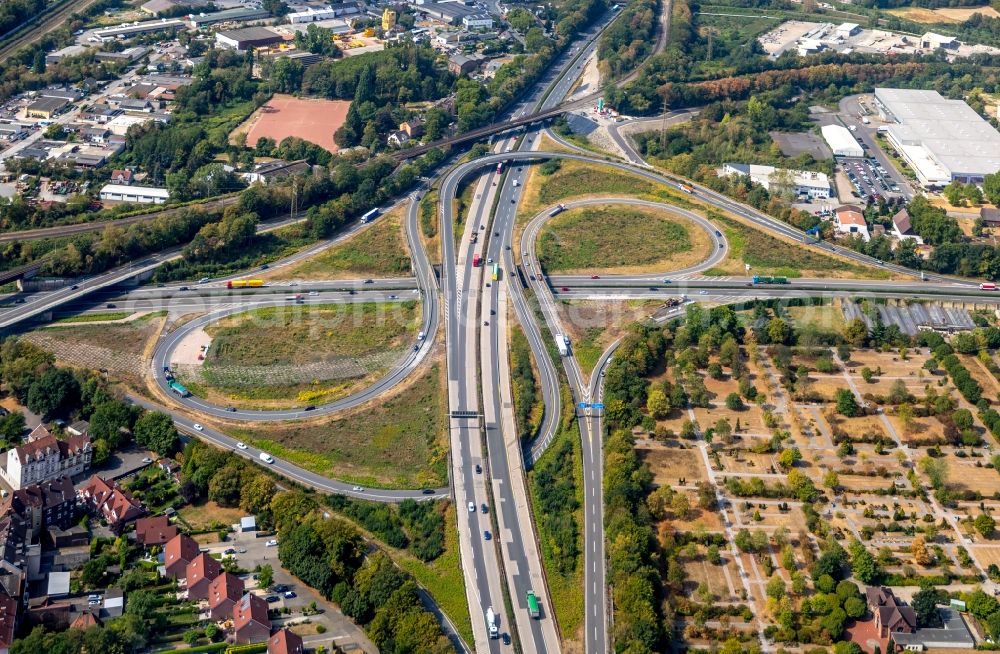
259,452,274,464
417,331,426,340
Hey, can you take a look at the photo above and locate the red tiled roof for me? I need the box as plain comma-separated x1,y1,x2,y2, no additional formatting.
268,628,303,654
207,572,244,610
234,592,270,632
836,208,866,226
135,515,177,546
78,476,143,528
164,533,199,569
186,552,221,587
70,610,101,630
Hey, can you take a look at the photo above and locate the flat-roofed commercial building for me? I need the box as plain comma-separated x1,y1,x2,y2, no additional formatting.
821,124,864,158
99,184,169,204
874,87,1000,187
215,26,283,50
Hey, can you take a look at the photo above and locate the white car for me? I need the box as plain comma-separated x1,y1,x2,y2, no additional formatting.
236,442,248,450
352,486,364,492
193,423,203,431
699,290,708,295
468,501,475,512
308,291,318,296
265,539,278,547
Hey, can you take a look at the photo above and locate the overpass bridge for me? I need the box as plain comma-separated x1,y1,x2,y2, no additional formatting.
0,261,45,287
391,95,595,160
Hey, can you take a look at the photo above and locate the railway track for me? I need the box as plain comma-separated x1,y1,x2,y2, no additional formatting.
0,0,102,61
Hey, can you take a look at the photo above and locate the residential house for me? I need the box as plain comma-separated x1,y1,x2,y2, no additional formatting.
400,118,424,139
387,130,410,147
0,426,92,490
70,610,100,631
207,571,243,620
268,628,304,654
447,53,484,75
1,475,77,540
164,533,199,578
101,588,124,619
81,127,111,144
134,515,177,546
834,205,871,242
890,208,923,244
110,169,134,185
981,206,1000,228
185,553,221,600
242,160,311,185
866,586,916,638
233,592,271,644
77,476,144,533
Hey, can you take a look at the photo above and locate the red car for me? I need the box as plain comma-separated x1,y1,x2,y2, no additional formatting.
591,275,600,279
560,287,570,292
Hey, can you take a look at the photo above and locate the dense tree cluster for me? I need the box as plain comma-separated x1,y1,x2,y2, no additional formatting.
597,0,657,78
276,492,452,653
0,338,153,464
533,436,580,576
604,429,662,652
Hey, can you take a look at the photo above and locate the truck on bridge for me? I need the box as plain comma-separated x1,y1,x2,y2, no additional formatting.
228,279,264,289
556,334,569,357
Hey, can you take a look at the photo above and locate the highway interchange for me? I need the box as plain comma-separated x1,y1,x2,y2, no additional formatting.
3,7,1000,654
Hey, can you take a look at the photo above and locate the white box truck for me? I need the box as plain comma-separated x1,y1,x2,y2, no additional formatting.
486,607,498,639
556,334,568,357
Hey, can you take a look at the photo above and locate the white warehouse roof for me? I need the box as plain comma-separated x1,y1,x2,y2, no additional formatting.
821,124,863,156
875,87,1000,183
100,184,170,199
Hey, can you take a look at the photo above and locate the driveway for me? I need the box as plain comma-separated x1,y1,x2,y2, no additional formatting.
201,532,377,654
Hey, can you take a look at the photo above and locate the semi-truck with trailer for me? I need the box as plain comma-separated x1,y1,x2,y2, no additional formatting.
168,380,190,397
361,208,379,224
549,203,566,217
751,275,789,285
227,279,264,289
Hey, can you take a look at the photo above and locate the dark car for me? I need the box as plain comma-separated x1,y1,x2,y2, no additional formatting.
304,405,316,411
261,264,269,270
226,407,237,412
273,584,289,593
422,488,435,495
71,285,79,290
265,595,280,603
475,464,482,474
481,503,488,514
106,303,116,308
179,286,189,291
348,289,356,295
502,633,511,645
364,279,374,284
223,548,236,555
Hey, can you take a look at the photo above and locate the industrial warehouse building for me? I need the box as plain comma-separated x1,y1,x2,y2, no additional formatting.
874,87,1000,188
99,184,169,204
821,124,864,158
721,163,831,199
215,27,284,51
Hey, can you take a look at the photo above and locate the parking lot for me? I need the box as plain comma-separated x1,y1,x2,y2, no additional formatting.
840,156,902,203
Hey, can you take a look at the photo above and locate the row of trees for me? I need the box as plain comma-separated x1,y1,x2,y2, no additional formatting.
597,0,657,78
604,429,663,652
273,491,452,653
